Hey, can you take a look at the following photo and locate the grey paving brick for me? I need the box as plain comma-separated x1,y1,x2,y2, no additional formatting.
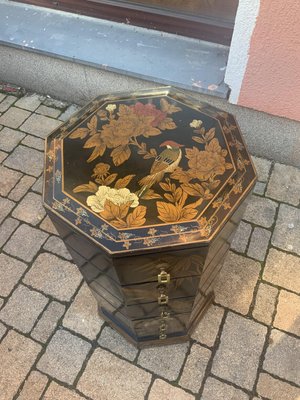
230,221,252,253
44,382,85,400
37,329,91,385
0,151,8,163
253,181,266,195
17,370,48,400
214,252,260,314
23,253,82,301
191,305,224,347
20,113,61,138
179,344,211,393
0,107,31,129
77,347,152,400
4,224,48,262
31,174,43,193
252,283,278,325
36,104,61,118
257,372,300,400
247,227,271,261
98,326,137,361
263,329,300,385
39,215,58,235
21,134,44,151
273,290,300,336
8,175,36,201
43,235,72,260
31,301,66,343
12,192,45,225
0,217,19,247
59,104,81,121
43,97,68,109
0,284,48,333
0,253,27,297
4,145,44,176
264,248,300,292
0,127,25,152
211,312,267,390
0,197,15,224
252,156,272,182
15,94,45,111
272,203,300,255
266,163,300,206
149,379,194,400
243,195,278,228
0,165,22,196
138,342,189,381
0,298,3,311
0,331,41,400
0,95,16,112
0,321,6,340
201,377,249,400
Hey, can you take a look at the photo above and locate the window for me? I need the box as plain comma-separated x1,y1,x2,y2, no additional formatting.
14,0,238,45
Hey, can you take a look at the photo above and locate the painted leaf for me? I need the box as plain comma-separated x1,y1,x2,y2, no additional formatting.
205,138,221,153
115,175,135,189
126,205,147,227
164,193,174,203
100,199,121,220
104,173,118,186
69,128,89,139
87,115,98,131
111,145,131,166
140,189,162,200
159,182,172,192
87,145,106,163
225,162,233,169
182,183,204,197
174,187,183,203
157,202,181,223
112,219,127,228
180,207,198,220
192,136,206,144
73,181,98,193
205,128,215,141
160,98,182,114
118,201,132,219
142,125,161,138
170,168,191,184
83,134,102,148
158,117,177,130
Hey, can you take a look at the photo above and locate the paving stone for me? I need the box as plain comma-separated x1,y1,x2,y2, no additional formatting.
21,134,45,151
266,163,300,206
44,382,85,400
274,290,300,335
253,181,266,195
63,283,103,340
31,174,43,193
230,221,252,253
179,344,211,393
0,127,25,151
0,331,41,400
4,145,44,176
263,329,300,385
39,215,58,235
0,95,16,112
23,253,82,301
0,298,3,311
272,204,300,255
4,224,48,262
15,94,45,111
43,235,72,260
0,94,5,103
0,253,27,296
138,342,189,381
77,347,152,400
0,321,6,340
201,377,249,400
36,104,61,118
0,107,31,129
0,284,48,333
149,379,194,400
37,329,91,385
214,252,261,314
17,370,48,400
264,248,300,293
256,372,300,400
247,227,271,261
191,305,224,347
243,195,277,228
31,300,66,343
252,283,278,325
0,165,22,196
98,326,137,361
12,192,46,225
43,97,69,109
59,104,81,121
211,312,267,390
252,156,272,182
0,197,15,224
0,217,19,247
0,150,8,163
8,175,36,201
20,113,62,138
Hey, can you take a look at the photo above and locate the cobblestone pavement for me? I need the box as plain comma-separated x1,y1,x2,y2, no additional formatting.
0,88,299,400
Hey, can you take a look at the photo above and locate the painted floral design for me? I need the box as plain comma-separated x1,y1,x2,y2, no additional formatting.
87,186,139,213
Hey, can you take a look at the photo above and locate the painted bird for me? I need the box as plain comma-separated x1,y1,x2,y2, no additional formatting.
137,140,184,197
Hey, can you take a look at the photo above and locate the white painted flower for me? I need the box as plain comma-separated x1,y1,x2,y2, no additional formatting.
106,104,117,113
87,185,139,213
190,119,203,128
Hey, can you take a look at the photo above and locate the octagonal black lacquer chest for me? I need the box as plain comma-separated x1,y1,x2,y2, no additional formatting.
43,87,257,347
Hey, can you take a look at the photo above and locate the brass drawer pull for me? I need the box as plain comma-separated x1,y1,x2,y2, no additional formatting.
158,294,169,305
158,270,170,284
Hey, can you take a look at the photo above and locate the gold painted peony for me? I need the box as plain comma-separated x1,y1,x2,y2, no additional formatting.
87,185,139,213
